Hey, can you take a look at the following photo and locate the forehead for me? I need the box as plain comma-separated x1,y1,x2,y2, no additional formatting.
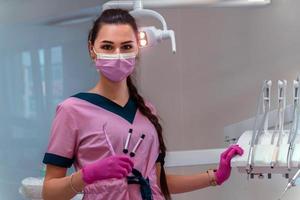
96,24,137,43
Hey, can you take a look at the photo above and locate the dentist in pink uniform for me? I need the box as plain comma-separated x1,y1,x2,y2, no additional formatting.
42,9,243,200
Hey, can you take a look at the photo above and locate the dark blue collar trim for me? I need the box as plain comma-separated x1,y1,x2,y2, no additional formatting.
71,92,138,124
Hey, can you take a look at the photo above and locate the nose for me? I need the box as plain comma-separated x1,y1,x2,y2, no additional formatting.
114,48,121,54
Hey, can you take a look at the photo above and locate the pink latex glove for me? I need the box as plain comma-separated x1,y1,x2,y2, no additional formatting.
81,155,134,184
214,145,243,185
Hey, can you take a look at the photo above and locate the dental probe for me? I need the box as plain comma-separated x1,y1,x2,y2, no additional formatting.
278,169,300,200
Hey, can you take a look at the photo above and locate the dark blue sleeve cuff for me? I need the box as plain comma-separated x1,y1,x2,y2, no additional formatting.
43,153,75,168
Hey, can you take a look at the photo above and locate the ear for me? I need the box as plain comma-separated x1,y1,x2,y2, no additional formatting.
88,41,96,59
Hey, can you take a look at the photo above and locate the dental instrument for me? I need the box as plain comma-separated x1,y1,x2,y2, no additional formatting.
254,80,272,145
123,129,133,154
246,82,263,175
263,81,272,131
287,78,300,170
271,80,287,168
130,134,146,157
246,80,272,175
278,169,300,200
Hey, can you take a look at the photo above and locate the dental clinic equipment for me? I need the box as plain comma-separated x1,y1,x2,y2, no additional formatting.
102,0,177,53
278,79,300,199
138,26,176,53
287,78,300,170
246,80,272,176
100,0,272,53
229,77,300,199
270,80,287,168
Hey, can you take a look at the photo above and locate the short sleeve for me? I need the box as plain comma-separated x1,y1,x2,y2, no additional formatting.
42,103,78,168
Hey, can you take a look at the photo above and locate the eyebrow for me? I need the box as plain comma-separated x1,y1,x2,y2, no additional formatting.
101,40,134,45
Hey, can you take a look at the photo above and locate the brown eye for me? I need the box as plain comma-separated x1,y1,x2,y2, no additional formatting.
101,45,113,50
122,45,133,50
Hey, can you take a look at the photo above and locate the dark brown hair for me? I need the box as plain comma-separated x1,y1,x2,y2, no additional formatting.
88,8,171,200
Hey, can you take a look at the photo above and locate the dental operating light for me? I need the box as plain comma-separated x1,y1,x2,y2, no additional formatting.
138,26,176,53
102,0,270,53
103,0,178,54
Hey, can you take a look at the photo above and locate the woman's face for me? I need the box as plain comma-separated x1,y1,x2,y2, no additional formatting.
90,23,139,58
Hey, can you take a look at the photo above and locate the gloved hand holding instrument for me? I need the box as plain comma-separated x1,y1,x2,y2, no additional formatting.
82,155,134,184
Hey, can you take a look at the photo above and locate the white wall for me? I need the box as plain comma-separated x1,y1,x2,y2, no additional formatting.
140,0,300,150
139,0,300,199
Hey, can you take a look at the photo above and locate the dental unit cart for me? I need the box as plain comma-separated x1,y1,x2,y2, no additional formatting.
231,77,300,200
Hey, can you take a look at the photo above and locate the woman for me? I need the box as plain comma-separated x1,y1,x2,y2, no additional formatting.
42,8,243,200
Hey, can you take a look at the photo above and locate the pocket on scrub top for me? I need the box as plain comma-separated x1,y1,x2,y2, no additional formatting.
77,130,114,162
83,178,129,200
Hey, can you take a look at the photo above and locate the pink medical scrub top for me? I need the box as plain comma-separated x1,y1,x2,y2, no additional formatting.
42,92,165,200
